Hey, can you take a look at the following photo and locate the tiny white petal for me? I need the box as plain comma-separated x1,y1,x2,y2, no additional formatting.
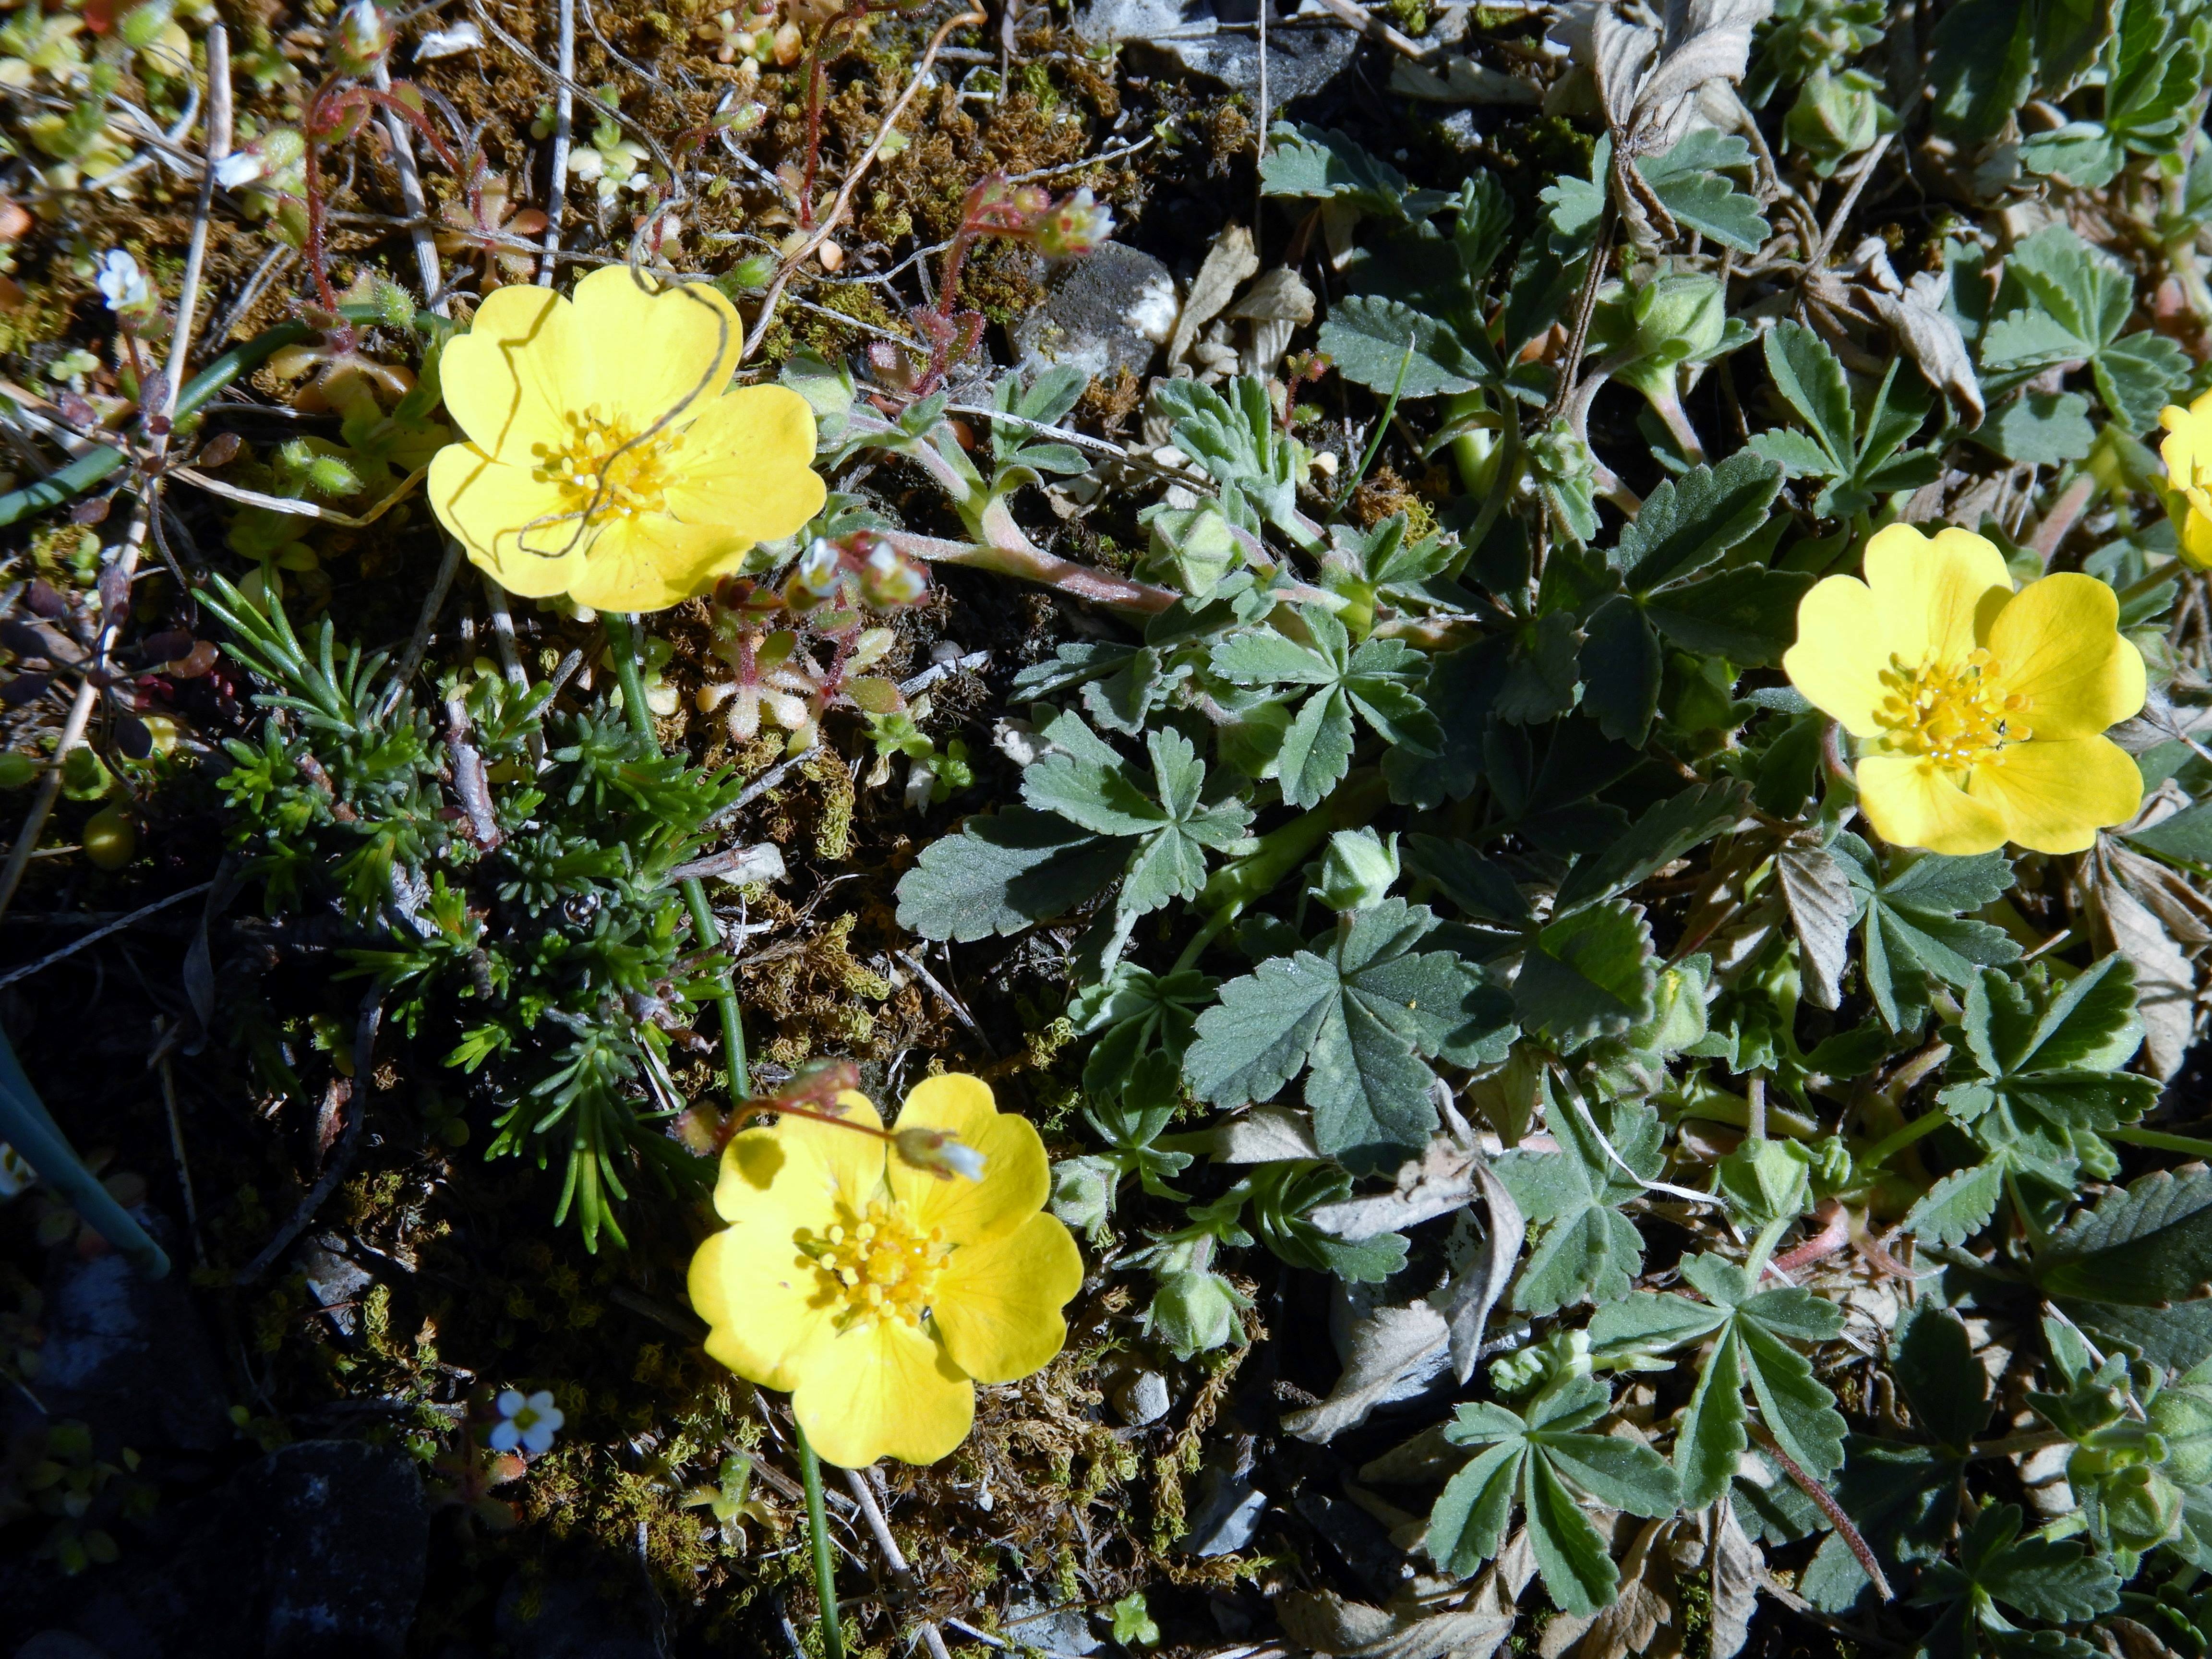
941,1141,987,1181
213,152,264,189
496,1387,525,1418
527,1390,557,1413
488,1421,520,1452
414,22,484,59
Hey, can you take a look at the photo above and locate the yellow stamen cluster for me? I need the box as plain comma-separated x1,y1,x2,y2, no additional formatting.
533,405,683,529
803,1200,949,1330
1873,648,2032,772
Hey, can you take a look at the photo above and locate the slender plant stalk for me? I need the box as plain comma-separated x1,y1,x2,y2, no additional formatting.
797,1424,845,1659
604,614,750,1103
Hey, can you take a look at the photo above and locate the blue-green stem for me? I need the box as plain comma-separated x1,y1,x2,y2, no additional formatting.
797,1424,845,1659
603,613,750,1104
2110,1124,2212,1159
1856,1107,1948,1172
0,303,443,531
1336,339,1415,514
0,1021,168,1277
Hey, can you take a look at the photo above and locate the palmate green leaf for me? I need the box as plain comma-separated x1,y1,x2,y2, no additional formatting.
1904,1162,2008,1248
1182,898,1512,1166
1209,606,1440,808
1022,718,1253,923
2035,1164,2212,1305
1940,958,2159,1166
1843,843,2023,1031
1981,226,2191,432
1154,376,1307,534
2021,0,2206,189
1317,294,1493,399
1747,325,1940,517
1258,121,1448,222
1556,781,1749,912
1927,0,2105,146
1638,130,1770,252
1495,1092,1662,1313
1514,900,1658,1052
2123,798,2212,863
1979,389,2097,465
1589,1253,1846,1506
1894,1303,1993,1450
1610,451,1786,593
894,807,1124,941
1073,962,1217,1101
1911,1504,2121,1633
1429,1377,1676,1613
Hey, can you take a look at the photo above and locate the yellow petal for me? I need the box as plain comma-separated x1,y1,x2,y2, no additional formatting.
687,1220,832,1393
1861,523,2013,666
2180,491,2212,572
1964,736,2143,855
1985,573,2145,738
935,1210,1083,1384
439,281,581,463
888,1075,1049,1247
711,1122,839,1228
566,265,742,433
791,1317,974,1467
1782,574,1887,736
1855,754,2009,855
662,385,826,540
772,1089,890,1213
427,444,587,599
565,513,752,613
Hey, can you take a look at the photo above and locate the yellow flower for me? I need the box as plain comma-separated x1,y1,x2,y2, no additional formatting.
1783,523,2145,856
2159,390,2212,569
428,265,825,613
687,1075,1082,1468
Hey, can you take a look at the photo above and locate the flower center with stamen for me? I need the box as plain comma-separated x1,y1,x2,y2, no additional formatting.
1873,648,2032,771
532,404,684,529
802,1199,949,1330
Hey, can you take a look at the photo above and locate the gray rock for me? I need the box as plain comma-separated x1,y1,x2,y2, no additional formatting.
496,1571,659,1659
1075,0,1359,100
248,1440,429,1657
1178,1467,1270,1556
15,1636,113,1659
23,1210,228,1452
1001,1593,1101,1656
297,1232,373,1338
1111,1369,1173,1427
1013,242,1178,385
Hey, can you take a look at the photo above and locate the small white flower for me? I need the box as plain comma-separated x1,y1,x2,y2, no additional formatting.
796,538,842,596
489,1387,565,1455
94,250,149,313
214,151,266,189
893,1125,987,1182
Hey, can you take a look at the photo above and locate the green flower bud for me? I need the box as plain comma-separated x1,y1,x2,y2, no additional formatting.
2096,1463,2184,1555
1717,1137,1813,1227
1048,1154,1116,1241
1146,1269,1248,1359
118,0,177,53
721,252,777,293
1148,503,1241,598
1311,828,1399,913
1784,69,1897,180
2150,1381,2212,1486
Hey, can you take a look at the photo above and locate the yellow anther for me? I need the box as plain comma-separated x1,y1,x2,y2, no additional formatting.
1872,650,2032,773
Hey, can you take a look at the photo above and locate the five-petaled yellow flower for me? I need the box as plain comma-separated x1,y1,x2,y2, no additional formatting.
428,264,826,613
687,1075,1082,1468
1784,524,2145,856
2159,390,2212,570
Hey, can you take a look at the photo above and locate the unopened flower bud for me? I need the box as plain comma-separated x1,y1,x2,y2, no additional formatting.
894,1125,986,1182
1785,69,1896,180
795,538,842,597
1312,828,1398,913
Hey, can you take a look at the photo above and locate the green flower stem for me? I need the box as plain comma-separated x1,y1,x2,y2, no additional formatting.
0,1022,168,1277
605,613,750,1104
797,1423,845,1659
1336,337,1415,514
2109,1124,2212,1159
1194,769,1391,921
1855,1107,1948,1172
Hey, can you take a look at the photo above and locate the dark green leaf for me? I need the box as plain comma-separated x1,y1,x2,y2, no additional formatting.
1515,900,1657,1051
895,809,1123,941
1611,450,1786,594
